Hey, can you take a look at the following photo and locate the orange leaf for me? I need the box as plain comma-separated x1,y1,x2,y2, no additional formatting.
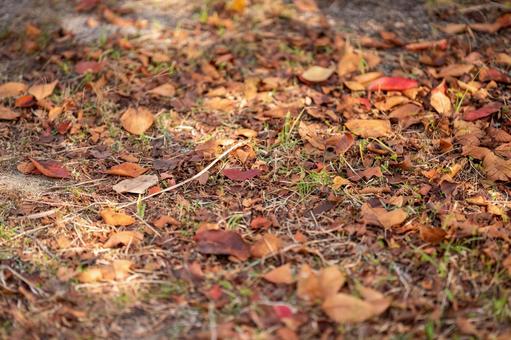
430,80,452,116
263,263,294,284
148,83,176,97
361,204,407,228
15,95,36,108
103,231,144,248
120,107,154,135
29,158,71,179
105,162,148,177
250,233,284,258
100,208,135,226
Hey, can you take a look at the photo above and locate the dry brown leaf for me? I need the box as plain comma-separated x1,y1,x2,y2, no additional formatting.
112,175,159,194
77,267,104,283
389,103,422,129
195,229,251,261
419,225,447,244
361,204,407,228
100,208,135,226
250,233,284,258
318,266,345,299
104,231,144,248
496,53,511,66
296,264,321,301
0,106,21,120
300,65,335,83
203,97,236,112
28,80,58,100
345,119,392,138
148,83,176,97
437,64,474,78
105,162,148,177
120,107,154,135
321,294,377,323
374,96,409,111
430,79,451,116
263,263,295,284
0,82,27,99
482,152,511,182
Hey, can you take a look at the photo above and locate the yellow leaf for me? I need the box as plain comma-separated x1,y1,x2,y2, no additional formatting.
100,208,135,226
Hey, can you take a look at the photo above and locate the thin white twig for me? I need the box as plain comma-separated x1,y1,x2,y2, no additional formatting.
118,141,247,208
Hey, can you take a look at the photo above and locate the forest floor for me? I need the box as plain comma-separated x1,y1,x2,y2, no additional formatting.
1,0,511,338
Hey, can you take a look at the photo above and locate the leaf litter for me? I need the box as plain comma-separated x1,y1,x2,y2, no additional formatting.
1,0,511,338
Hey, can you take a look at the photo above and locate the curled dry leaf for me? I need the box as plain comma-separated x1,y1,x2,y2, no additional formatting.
250,233,284,258
250,216,272,229
0,82,27,99
361,204,407,229
195,229,251,261
148,83,176,97
345,119,392,138
430,80,451,116
105,162,148,177
104,231,144,248
263,263,294,284
100,208,135,226
405,39,447,51
0,106,21,120
28,80,58,101
318,266,346,299
479,68,511,83
112,175,159,194
299,65,335,83
77,260,133,283
367,77,418,91
120,107,154,135
222,168,261,181
153,215,181,228
29,158,71,179
463,102,502,122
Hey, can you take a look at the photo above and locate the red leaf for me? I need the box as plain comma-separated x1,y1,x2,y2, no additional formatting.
222,168,261,181
367,77,418,91
29,158,71,179
75,61,105,74
195,230,251,261
463,102,503,121
479,68,511,83
15,95,36,108
272,304,294,319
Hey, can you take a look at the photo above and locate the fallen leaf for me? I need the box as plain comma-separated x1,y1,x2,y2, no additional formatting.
389,103,423,129
29,158,71,179
437,64,474,78
251,233,284,258
195,229,250,261
463,102,502,121
439,23,467,34
112,175,159,194
0,106,21,120
318,266,345,299
296,264,321,301
374,96,409,111
321,293,378,323
496,53,511,66
120,107,154,135
430,80,451,116
0,82,27,99
483,152,511,181
228,0,245,13
222,168,261,181
28,80,58,101
104,231,144,248
299,65,335,83
361,204,407,228
148,83,176,97
77,267,103,283
153,215,181,228
75,61,104,74
100,208,135,226
479,67,511,83
367,77,418,91
105,162,148,177
15,95,36,108
263,263,294,284
324,133,354,159
419,225,447,244
405,39,448,51
250,216,272,229
345,119,392,138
